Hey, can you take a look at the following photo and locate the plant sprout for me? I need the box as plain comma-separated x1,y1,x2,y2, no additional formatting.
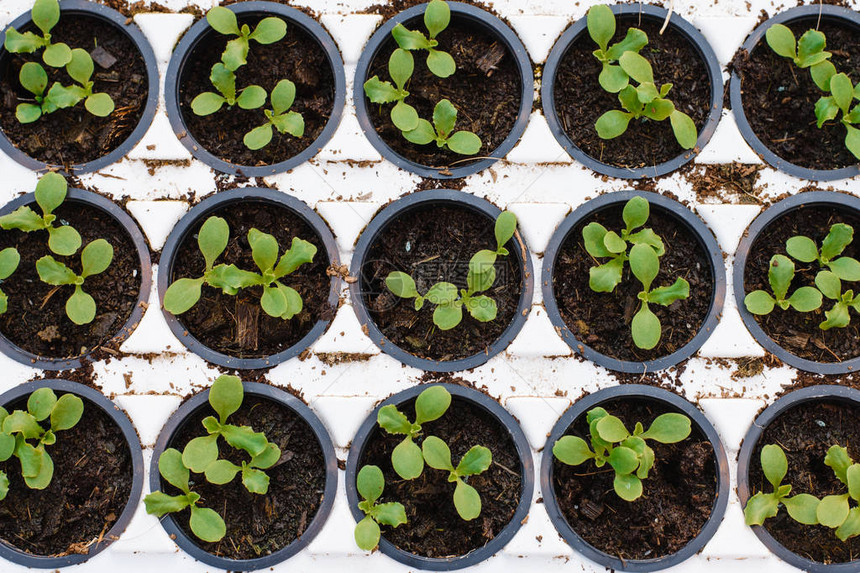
244,80,305,150
422,436,491,520
786,223,860,282
391,0,455,79
628,243,690,350
364,48,418,131
162,216,316,320
744,254,824,317
376,385,451,480
553,406,691,501
0,248,20,315
144,375,282,543
0,172,81,256
36,238,113,325
354,465,407,551
814,270,860,330
385,211,516,330
401,99,482,155
205,6,287,72
587,4,648,93
744,444,860,541
0,388,84,500
3,0,72,68
190,63,266,116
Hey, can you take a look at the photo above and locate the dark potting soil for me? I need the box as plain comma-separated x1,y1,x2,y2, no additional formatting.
170,201,332,359
734,19,860,171
0,394,134,556
164,394,326,560
360,205,523,361
0,15,149,167
0,201,142,359
552,398,717,560
366,16,522,169
553,15,711,169
552,203,714,362
179,13,335,168
360,395,522,557
749,400,860,563
743,205,860,363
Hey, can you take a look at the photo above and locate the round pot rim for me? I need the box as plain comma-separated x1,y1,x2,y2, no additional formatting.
157,186,341,370
353,1,534,180
542,190,726,373
149,381,338,571
541,2,723,180
0,0,159,175
0,187,152,370
344,382,534,570
737,384,860,572
733,191,860,374
728,4,860,182
540,384,730,572
348,188,534,372
164,1,346,177
0,379,144,569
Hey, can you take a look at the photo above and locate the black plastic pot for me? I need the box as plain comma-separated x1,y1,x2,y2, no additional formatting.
165,1,345,177
354,2,533,180
542,190,725,373
349,189,534,372
541,384,729,572
345,382,534,570
0,0,159,175
158,186,340,369
734,191,860,374
542,3,722,179
737,385,860,573
0,188,152,370
0,379,144,569
149,381,337,571
729,5,860,182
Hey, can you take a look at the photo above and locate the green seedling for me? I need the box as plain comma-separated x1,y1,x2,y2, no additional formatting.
586,4,648,93
391,0,455,78
13,62,82,123
0,388,84,501
595,51,697,150
205,6,287,72
628,242,690,350
422,436,491,520
0,248,21,315
582,195,665,293
144,375,282,543
3,0,72,68
385,211,516,330
354,465,407,551
814,72,860,160
376,385,451,480
364,48,419,132
553,406,691,501
0,172,81,256
401,99,482,155
744,444,860,541
814,270,860,330
786,223,860,282
162,216,316,320
244,79,305,150
190,63,266,116
36,238,113,325
744,254,824,316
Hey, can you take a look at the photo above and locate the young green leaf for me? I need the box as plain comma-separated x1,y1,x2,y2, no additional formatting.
189,506,226,542
424,0,451,39
414,385,451,425
553,435,595,466
209,374,244,423
587,5,615,53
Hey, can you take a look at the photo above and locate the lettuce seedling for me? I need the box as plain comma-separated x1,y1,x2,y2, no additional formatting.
162,216,316,320
401,99,482,155
391,0,455,79
376,385,451,480
364,48,419,132
190,63,266,116
744,254,824,316
0,172,81,256
36,238,113,325
744,444,860,541
0,248,21,315
786,223,860,282
628,242,690,350
586,4,648,93
385,211,515,330
0,388,84,500
354,464,407,551
814,72,860,160
582,195,665,293
144,375,282,543
422,436,491,520
205,6,287,72
553,406,691,501
3,0,72,68
814,270,860,330
244,79,305,150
